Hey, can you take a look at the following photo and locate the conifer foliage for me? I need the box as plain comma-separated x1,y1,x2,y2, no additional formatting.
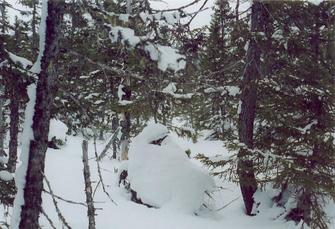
0,0,334,228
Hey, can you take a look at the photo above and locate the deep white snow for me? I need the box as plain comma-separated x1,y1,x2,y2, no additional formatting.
127,123,215,214
48,119,68,142
1,120,334,229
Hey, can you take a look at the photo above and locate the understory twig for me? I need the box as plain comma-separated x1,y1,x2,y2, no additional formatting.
43,189,87,207
97,127,121,161
43,174,72,229
41,207,57,229
216,197,240,211
93,138,118,205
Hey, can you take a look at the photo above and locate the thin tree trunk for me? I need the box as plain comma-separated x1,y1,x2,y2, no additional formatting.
0,1,6,152
120,78,131,161
7,74,19,173
111,115,118,159
82,140,96,229
31,0,39,58
326,3,335,65
235,0,239,21
0,85,4,151
237,1,266,216
18,1,64,228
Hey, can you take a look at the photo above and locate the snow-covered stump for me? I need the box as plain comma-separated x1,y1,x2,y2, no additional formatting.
126,123,215,214
82,140,96,229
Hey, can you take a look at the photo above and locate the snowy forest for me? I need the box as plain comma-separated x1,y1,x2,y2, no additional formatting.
0,0,334,228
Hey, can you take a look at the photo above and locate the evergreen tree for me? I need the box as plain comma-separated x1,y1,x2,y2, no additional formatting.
254,2,335,227
194,0,247,141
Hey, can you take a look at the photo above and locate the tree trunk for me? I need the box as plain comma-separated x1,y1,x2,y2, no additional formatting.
31,0,39,58
120,78,131,161
18,1,64,228
0,4,6,154
7,74,19,173
111,115,118,159
326,3,335,65
82,140,96,229
237,1,267,216
0,85,4,151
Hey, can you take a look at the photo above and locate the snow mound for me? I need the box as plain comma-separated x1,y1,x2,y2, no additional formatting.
48,119,68,142
0,170,14,181
128,123,215,214
133,123,169,144
0,156,8,164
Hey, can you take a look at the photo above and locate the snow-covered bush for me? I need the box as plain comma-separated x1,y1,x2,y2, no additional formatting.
0,156,16,206
127,123,215,214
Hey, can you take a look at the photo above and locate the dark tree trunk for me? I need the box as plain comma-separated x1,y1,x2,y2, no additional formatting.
111,115,118,159
120,80,131,161
0,35,5,151
31,0,39,58
7,74,20,173
0,88,4,151
237,1,268,216
19,1,64,228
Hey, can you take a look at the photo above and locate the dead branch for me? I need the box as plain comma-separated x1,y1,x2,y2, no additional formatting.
97,127,121,161
150,0,202,12
93,138,118,205
41,207,57,229
43,189,87,207
43,174,72,229
216,197,240,211
185,0,209,27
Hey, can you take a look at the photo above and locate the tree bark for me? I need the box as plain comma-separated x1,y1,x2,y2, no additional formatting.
120,78,131,161
7,73,19,173
82,140,96,229
31,0,39,58
0,85,4,151
19,1,64,228
0,14,5,151
111,116,118,159
237,1,267,216
326,2,335,65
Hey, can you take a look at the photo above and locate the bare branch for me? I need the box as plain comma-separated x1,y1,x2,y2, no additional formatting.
93,138,118,205
216,197,240,211
43,174,72,229
185,0,209,27
97,127,121,161
43,189,87,207
67,50,143,80
41,208,57,229
150,0,202,12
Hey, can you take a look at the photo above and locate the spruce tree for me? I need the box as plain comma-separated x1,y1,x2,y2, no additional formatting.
194,0,247,141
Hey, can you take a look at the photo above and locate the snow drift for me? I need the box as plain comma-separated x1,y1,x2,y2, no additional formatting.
127,123,215,214
48,119,68,142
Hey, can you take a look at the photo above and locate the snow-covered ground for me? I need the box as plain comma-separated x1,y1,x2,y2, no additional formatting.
1,122,334,229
